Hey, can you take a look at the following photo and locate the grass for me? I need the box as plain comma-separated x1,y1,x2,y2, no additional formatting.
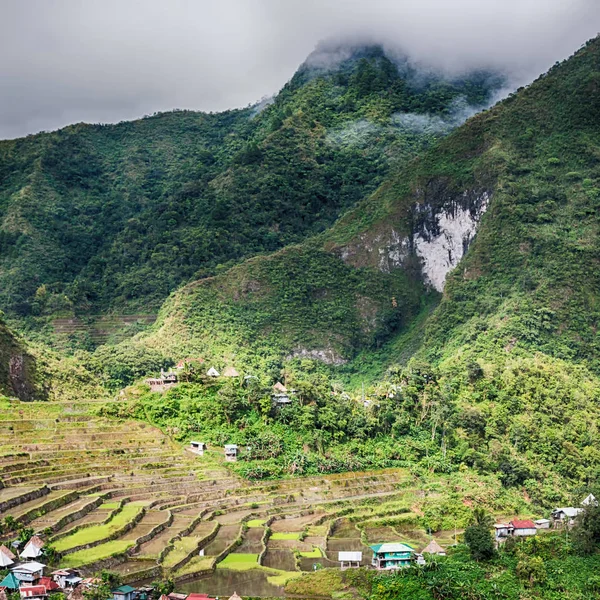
173,556,215,576
270,532,301,540
285,568,345,596
53,502,148,552
299,547,323,558
101,502,121,509
61,540,134,568
246,519,266,527
162,536,201,569
217,553,259,570
267,571,303,586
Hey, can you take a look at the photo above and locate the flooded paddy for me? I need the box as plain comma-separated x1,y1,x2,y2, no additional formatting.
179,569,283,598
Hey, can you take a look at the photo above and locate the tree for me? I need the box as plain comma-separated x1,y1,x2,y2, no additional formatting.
464,508,495,561
516,555,547,587
150,579,174,600
572,502,600,555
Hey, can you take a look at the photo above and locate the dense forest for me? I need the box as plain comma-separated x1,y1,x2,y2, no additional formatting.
0,46,501,324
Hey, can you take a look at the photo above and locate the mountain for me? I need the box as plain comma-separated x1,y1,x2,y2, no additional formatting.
0,45,501,332
141,37,600,372
109,37,600,497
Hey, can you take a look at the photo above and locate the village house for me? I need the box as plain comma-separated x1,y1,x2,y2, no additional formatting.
494,523,512,541
272,381,291,405
222,366,240,377
338,551,362,569
0,545,15,567
167,593,188,600
38,578,59,593
19,585,47,599
0,572,21,590
421,539,446,556
189,441,207,455
145,370,178,393
534,518,551,529
552,507,583,527
112,585,136,600
224,444,238,462
11,562,46,583
20,536,44,560
370,542,415,570
51,569,82,589
510,519,537,537
582,493,597,506
207,367,220,377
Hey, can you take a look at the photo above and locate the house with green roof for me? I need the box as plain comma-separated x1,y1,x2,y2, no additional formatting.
0,572,21,590
370,542,415,570
112,585,136,600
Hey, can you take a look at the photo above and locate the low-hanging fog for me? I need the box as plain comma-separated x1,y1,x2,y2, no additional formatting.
0,0,598,139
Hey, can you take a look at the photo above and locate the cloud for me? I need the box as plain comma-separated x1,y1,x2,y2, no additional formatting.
0,0,598,138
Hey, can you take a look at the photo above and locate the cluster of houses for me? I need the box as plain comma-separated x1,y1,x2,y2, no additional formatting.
337,541,447,571
0,545,243,600
0,535,84,600
494,494,597,544
144,359,295,408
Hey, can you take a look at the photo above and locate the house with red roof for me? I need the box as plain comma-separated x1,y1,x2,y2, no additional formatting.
19,586,47,599
509,519,537,537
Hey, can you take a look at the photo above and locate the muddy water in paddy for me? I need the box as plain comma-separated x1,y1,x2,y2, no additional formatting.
178,569,283,598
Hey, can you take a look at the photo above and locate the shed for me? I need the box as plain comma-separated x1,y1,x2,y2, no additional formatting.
224,444,238,462
0,545,15,567
582,493,597,506
370,542,414,570
229,594,242,600
494,523,512,539
272,393,291,405
21,536,44,560
222,367,240,378
534,519,551,529
510,519,537,537
12,562,46,583
189,441,207,456
338,551,362,569
167,594,188,600
421,539,446,556
113,586,136,600
273,382,287,393
207,367,220,377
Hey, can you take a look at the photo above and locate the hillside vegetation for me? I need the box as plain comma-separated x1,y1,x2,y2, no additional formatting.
0,46,499,333
98,37,600,503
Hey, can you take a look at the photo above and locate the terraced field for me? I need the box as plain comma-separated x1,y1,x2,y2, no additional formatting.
0,396,527,590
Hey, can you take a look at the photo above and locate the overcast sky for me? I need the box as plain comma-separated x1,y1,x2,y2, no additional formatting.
1,0,599,139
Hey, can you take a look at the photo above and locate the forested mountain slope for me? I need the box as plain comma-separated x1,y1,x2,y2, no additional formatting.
0,45,500,324
112,38,600,498
139,37,600,374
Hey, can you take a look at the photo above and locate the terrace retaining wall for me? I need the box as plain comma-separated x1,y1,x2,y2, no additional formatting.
0,485,48,513
59,504,146,557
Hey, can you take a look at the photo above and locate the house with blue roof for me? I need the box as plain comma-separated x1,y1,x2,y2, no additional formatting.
370,542,415,570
